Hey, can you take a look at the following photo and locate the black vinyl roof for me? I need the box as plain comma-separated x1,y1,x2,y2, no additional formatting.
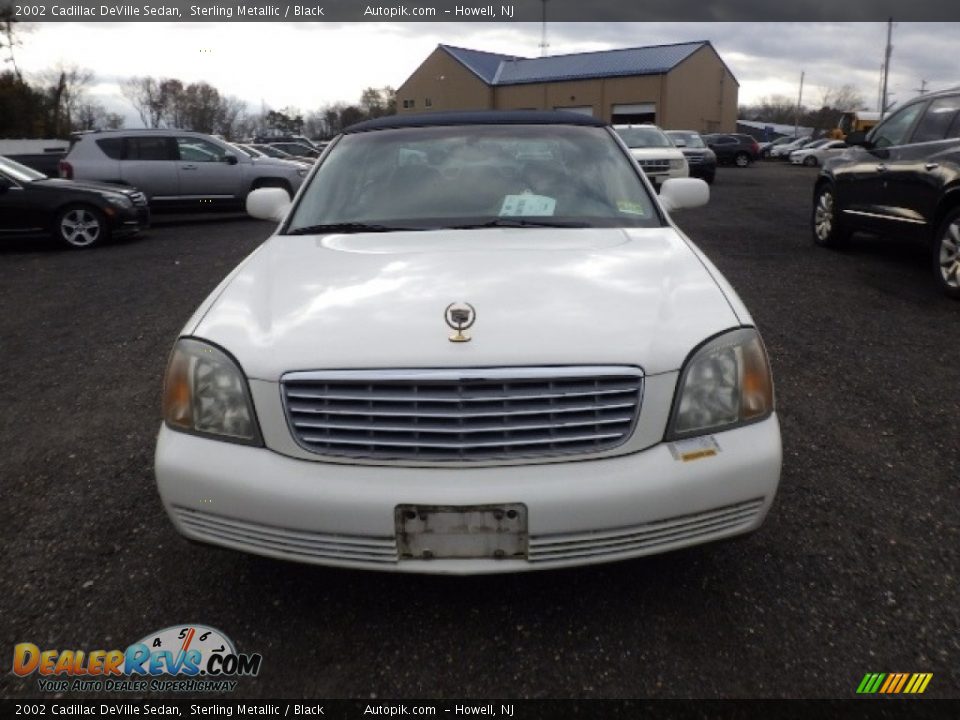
344,110,608,134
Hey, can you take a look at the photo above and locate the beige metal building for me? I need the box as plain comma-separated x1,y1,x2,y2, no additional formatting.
396,41,738,133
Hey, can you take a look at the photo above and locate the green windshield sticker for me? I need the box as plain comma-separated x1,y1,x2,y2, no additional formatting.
617,200,647,216
499,194,557,217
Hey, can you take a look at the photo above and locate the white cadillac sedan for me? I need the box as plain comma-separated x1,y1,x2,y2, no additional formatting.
155,111,781,574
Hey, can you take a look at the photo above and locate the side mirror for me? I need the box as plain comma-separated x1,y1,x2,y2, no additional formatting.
246,187,291,222
659,178,709,212
223,153,239,165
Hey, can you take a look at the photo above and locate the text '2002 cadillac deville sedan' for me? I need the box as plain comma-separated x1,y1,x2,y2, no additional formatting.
155,111,782,574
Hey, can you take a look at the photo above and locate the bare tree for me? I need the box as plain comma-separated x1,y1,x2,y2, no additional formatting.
40,64,93,136
74,100,124,131
158,78,185,127
121,76,164,127
359,86,396,119
819,84,866,112
215,95,248,139
0,7,29,81
178,81,221,133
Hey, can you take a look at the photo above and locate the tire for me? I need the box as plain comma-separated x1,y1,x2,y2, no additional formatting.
734,152,751,168
55,205,109,249
932,208,960,299
803,155,818,167
812,182,850,248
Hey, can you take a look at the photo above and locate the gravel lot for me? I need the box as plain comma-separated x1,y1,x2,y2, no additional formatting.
1,162,957,699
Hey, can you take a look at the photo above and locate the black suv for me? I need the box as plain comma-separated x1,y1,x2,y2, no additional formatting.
703,133,760,167
811,88,960,298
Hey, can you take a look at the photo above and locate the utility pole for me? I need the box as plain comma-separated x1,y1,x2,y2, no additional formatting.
914,79,928,95
880,18,894,117
539,0,549,57
877,64,884,111
794,70,804,138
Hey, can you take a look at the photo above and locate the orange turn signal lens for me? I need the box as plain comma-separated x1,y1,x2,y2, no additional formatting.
162,348,193,429
740,335,774,420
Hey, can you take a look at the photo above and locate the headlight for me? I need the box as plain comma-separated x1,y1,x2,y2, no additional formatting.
162,338,261,445
667,328,774,439
104,195,133,208
669,158,686,169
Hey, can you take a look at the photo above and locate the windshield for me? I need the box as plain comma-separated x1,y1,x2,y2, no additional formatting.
0,155,46,182
805,139,831,149
614,126,672,148
666,131,705,148
232,144,260,158
251,144,290,158
286,124,661,232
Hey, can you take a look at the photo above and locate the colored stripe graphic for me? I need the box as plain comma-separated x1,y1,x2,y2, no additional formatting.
857,672,932,694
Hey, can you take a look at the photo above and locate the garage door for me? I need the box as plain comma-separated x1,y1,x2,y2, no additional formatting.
553,106,594,116
612,103,656,124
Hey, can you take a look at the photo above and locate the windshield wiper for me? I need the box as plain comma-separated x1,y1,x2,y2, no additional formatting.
285,223,424,235
448,218,590,229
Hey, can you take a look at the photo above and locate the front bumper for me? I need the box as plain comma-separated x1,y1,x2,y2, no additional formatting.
155,414,782,574
111,204,150,236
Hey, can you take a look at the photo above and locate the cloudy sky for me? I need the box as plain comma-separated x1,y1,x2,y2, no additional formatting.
11,22,959,124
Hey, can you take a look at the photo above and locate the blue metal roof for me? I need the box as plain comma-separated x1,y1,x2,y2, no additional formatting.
345,110,608,134
439,45,519,84
440,42,711,86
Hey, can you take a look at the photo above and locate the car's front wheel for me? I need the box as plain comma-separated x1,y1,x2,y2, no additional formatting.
734,152,751,167
803,155,818,167
812,183,850,248
55,205,109,249
933,208,960,299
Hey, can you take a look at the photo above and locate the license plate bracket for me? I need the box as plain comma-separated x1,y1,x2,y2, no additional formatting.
395,504,528,560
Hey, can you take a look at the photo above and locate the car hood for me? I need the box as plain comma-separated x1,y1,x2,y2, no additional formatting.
191,227,741,380
35,178,137,195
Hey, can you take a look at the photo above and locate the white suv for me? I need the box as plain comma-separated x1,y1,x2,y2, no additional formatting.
613,124,689,188
60,129,309,208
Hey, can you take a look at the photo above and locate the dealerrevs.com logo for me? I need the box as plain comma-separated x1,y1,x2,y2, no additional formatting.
12,624,262,693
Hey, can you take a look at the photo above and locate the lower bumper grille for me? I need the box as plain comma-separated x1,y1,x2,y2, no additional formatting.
281,367,643,462
527,499,764,563
173,507,399,564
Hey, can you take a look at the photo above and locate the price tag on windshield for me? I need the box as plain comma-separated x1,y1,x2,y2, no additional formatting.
499,194,557,217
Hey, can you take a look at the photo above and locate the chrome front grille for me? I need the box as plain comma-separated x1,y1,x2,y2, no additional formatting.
282,367,643,462
686,155,704,165
636,159,669,173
